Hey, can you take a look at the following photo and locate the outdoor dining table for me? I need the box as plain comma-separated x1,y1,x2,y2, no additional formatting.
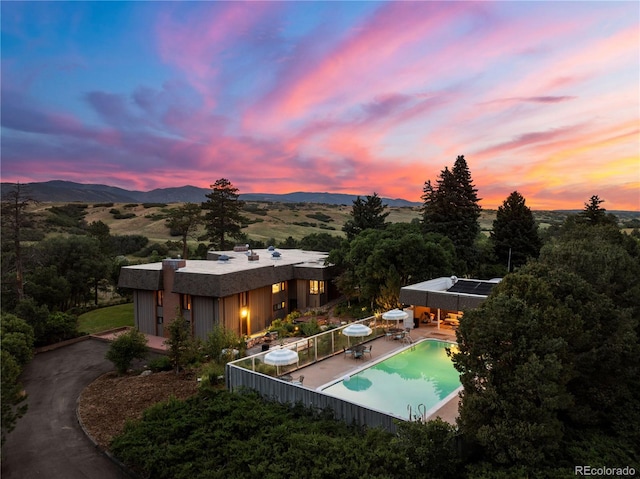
351,345,365,359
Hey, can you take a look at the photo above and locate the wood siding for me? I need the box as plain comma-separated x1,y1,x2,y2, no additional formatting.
192,296,215,339
134,290,156,335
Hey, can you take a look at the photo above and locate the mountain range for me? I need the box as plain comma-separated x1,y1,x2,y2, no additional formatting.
0,180,420,207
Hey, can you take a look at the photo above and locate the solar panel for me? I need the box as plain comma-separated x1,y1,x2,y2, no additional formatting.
447,280,496,296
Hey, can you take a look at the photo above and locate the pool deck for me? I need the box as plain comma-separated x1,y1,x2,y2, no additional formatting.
287,323,461,425
94,323,462,425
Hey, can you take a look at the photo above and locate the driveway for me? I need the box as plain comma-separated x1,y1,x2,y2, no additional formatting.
1,339,128,479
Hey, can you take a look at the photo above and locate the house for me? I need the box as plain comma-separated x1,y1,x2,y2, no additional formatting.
118,247,338,339
399,276,501,328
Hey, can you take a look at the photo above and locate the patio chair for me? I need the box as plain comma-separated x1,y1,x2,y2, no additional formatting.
363,345,372,358
291,375,304,385
343,346,354,359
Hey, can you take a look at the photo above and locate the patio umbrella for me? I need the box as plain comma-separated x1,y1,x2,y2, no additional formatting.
264,348,299,375
382,309,408,327
342,323,373,345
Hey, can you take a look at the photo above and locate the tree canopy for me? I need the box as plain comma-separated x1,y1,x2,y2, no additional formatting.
452,219,640,473
329,223,454,309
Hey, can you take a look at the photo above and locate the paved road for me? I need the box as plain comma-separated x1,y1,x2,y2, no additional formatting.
1,339,128,479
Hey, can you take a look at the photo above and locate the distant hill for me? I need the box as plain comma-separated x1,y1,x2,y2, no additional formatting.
0,180,420,207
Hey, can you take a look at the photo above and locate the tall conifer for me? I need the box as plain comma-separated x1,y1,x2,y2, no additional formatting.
421,155,481,272
201,179,247,250
491,191,541,271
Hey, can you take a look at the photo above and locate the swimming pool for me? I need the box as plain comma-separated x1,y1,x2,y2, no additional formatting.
320,339,461,420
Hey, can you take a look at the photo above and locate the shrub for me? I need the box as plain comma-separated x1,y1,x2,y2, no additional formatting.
106,329,149,375
142,203,167,208
203,324,242,364
198,362,226,388
148,356,172,372
42,312,78,344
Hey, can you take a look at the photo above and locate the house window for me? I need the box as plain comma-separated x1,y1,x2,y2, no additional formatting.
273,301,286,311
156,291,163,306
272,282,285,294
181,294,191,310
310,280,325,295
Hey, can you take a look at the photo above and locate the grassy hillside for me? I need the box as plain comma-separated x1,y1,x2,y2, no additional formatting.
28,201,424,245
26,201,639,247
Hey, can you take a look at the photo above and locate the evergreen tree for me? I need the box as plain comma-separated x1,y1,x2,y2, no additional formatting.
421,155,481,273
453,223,640,472
577,195,618,227
200,179,247,250
1,182,37,302
342,192,389,241
490,191,541,271
1,350,28,446
165,202,203,259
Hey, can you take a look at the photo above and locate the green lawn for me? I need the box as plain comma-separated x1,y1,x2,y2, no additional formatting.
78,303,134,334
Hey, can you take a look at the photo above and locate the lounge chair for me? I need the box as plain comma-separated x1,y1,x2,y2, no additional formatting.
291,375,304,385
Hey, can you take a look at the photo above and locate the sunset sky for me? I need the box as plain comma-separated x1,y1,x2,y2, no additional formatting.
2,1,638,210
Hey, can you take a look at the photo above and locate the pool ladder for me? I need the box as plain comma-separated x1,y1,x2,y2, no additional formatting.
407,403,428,422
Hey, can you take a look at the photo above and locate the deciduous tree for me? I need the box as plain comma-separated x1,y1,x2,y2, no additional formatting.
331,223,454,309
165,202,203,259
106,328,149,375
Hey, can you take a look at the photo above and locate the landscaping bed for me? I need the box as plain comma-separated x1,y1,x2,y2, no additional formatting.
78,370,199,450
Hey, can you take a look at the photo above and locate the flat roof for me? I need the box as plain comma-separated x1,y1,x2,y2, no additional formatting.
402,277,501,296
399,276,501,311
123,248,330,275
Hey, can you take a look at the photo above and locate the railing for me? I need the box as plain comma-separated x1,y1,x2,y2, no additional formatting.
229,316,386,377
225,316,401,432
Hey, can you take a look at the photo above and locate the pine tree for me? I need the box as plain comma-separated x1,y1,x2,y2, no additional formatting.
342,192,389,240
577,195,618,227
201,179,247,250
1,183,37,303
490,191,541,271
421,155,481,272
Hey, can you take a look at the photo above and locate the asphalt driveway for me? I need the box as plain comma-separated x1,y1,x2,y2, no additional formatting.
1,339,129,479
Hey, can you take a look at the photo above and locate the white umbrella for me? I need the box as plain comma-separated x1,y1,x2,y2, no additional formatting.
264,348,299,375
342,323,373,345
382,309,408,327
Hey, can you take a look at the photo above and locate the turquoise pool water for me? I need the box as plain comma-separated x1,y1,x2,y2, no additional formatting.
321,339,461,420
